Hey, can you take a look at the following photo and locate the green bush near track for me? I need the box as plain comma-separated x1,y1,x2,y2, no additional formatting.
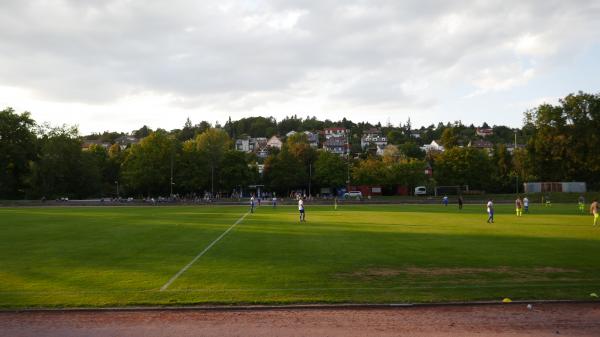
1,204,599,308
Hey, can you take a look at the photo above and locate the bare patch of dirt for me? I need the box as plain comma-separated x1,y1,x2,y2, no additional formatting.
1,303,599,337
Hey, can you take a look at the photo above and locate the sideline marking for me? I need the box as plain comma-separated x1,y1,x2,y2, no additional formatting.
160,211,250,291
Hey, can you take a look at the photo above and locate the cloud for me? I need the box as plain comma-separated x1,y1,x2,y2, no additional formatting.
0,0,599,132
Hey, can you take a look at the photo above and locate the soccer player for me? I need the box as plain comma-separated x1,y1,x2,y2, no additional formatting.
250,195,255,213
486,199,494,223
523,196,529,213
458,195,464,210
298,197,305,222
443,195,449,206
578,195,586,213
272,194,277,208
591,199,598,227
515,196,523,217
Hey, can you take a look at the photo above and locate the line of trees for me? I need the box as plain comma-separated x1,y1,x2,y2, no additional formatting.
0,91,598,199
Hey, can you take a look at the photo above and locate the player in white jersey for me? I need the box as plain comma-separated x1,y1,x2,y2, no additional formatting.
298,197,305,222
486,199,494,223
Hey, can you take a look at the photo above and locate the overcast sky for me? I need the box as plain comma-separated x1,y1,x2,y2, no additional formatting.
1,0,599,134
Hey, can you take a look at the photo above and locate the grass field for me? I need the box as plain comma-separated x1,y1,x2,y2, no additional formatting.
1,203,599,308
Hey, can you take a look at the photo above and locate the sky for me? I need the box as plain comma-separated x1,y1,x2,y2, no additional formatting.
1,0,599,134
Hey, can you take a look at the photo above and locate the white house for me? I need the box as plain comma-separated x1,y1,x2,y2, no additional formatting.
235,137,251,152
324,127,348,139
421,140,445,152
361,128,388,155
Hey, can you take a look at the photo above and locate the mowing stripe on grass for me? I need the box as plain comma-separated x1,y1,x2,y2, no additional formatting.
160,211,250,291
4,280,600,295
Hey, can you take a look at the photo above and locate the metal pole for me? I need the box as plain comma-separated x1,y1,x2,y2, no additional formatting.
309,163,312,197
346,133,350,190
514,131,518,194
170,149,174,197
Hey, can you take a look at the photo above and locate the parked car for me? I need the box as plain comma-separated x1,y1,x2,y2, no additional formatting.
414,186,427,195
344,191,363,199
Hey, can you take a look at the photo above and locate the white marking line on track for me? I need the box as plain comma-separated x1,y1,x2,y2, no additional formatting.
160,211,250,291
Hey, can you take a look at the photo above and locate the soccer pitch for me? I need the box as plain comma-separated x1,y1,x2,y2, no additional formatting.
1,204,599,308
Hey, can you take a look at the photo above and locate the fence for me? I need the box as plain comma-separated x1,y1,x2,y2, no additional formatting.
523,182,586,193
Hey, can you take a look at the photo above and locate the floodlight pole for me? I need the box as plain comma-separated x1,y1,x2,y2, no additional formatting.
514,131,518,194
346,133,350,191
170,148,174,197
211,165,214,196
308,162,312,197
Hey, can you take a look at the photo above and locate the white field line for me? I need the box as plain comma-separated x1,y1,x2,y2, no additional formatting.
160,211,250,291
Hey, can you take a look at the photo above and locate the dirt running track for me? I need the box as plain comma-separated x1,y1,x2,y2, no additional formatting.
1,303,600,337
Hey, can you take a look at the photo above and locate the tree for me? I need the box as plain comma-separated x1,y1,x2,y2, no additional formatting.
387,160,427,190
87,144,114,196
286,133,317,165
525,92,600,188
175,139,208,195
382,144,403,164
106,143,125,196
433,147,491,190
277,115,303,135
121,131,174,196
133,125,153,139
352,158,386,186
314,151,347,190
387,130,406,145
489,144,513,193
195,128,232,194
29,125,102,198
440,127,458,149
263,148,306,195
219,151,258,193
398,142,425,160
177,117,196,141
0,108,37,198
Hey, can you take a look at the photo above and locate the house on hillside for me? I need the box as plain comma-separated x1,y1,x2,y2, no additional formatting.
81,140,111,151
115,135,139,150
235,137,251,152
468,139,494,155
267,135,283,149
235,137,269,156
324,127,349,139
304,131,319,148
323,136,348,155
421,140,445,153
361,128,388,155
476,128,494,137
506,143,526,154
